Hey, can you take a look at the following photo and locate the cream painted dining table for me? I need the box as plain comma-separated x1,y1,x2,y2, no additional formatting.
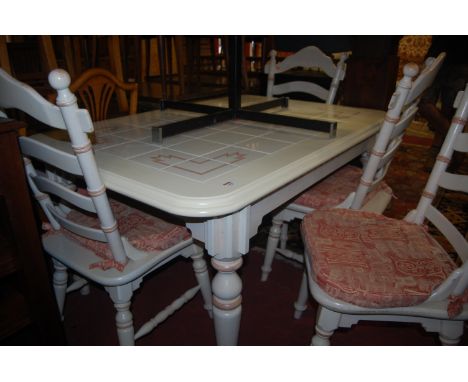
32,95,385,345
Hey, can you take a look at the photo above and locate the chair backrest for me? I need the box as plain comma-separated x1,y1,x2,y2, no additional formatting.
264,46,349,104
351,54,447,210
70,67,138,121
350,63,420,209
407,83,468,300
0,67,129,266
405,52,446,106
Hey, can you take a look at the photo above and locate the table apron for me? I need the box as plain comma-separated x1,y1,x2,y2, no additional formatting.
187,137,372,259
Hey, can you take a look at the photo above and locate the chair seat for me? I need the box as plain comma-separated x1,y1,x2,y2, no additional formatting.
293,165,393,209
45,198,191,271
301,209,458,310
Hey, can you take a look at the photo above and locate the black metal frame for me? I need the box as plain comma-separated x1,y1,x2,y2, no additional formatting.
152,36,337,143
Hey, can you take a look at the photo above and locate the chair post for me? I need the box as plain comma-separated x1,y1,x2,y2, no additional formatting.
266,50,277,98
327,52,349,104
351,63,419,210
412,85,468,225
48,69,127,264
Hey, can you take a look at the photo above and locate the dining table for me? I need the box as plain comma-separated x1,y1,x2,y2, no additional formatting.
32,94,385,345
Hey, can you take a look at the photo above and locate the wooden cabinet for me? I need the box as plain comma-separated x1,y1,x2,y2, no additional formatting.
0,119,65,345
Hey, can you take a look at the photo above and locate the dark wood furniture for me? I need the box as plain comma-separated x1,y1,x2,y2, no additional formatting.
342,36,401,110
0,119,65,345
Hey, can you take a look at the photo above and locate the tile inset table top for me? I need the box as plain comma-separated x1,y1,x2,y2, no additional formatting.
32,96,385,217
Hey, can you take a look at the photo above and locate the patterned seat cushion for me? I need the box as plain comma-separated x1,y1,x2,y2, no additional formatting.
301,209,457,309
293,165,393,209
46,198,191,271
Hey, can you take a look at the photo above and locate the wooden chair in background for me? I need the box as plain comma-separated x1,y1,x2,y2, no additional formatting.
264,45,349,104
299,83,468,345
0,68,213,345
260,53,447,284
69,67,138,121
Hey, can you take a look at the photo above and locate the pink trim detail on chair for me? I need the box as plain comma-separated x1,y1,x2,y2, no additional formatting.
293,165,393,209
448,292,468,318
301,209,458,310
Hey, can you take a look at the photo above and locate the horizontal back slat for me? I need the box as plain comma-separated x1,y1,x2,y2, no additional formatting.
0,68,67,130
391,106,418,140
378,137,402,171
19,136,83,175
48,206,108,242
272,81,329,101
275,47,337,77
439,173,468,193
405,53,446,106
32,174,96,213
453,133,468,153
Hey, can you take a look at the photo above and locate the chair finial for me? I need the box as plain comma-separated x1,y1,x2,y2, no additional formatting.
403,63,419,78
48,69,71,91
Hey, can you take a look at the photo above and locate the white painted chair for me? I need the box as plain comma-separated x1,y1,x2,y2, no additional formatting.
0,68,213,345
261,53,446,283
264,46,349,104
299,83,468,345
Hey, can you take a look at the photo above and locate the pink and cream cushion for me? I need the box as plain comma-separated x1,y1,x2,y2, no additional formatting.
45,198,191,271
301,209,467,317
293,165,393,209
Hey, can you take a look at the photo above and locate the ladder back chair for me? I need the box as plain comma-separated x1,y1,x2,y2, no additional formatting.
299,83,468,345
260,53,447,283
264,45,349,104
70,67,138,121
0,68,212,345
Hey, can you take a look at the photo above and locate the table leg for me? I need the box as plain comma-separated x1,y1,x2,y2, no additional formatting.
211,257,243,345
187,207,254,345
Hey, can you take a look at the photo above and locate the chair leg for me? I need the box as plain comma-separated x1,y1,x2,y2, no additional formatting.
279,222,289,250
261,217,283,282
312,306,341,346
439,320,464,345
72,274,90,296
106,285,135,346
191,249,213,318
294,272,309,319
52,259,68,319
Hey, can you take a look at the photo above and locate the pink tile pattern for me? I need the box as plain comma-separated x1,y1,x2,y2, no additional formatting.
92,111,314,182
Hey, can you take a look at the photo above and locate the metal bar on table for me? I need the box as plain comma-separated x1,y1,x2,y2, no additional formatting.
236,109,337,138
152,110,235,143
241,97,289,112
160,99,228,114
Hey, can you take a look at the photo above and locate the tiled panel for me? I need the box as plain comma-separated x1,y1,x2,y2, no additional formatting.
235,137,291,153
93,134,130,150
229,124,271,136
168,139,226,156
180,127,219,138
204,147,266,165
91,108,315,183
164,157,237,182
139,134,191,147
99,141,157,159
263,130,309,143
131,148,195,169
201,131,252,145
114,127,152,141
